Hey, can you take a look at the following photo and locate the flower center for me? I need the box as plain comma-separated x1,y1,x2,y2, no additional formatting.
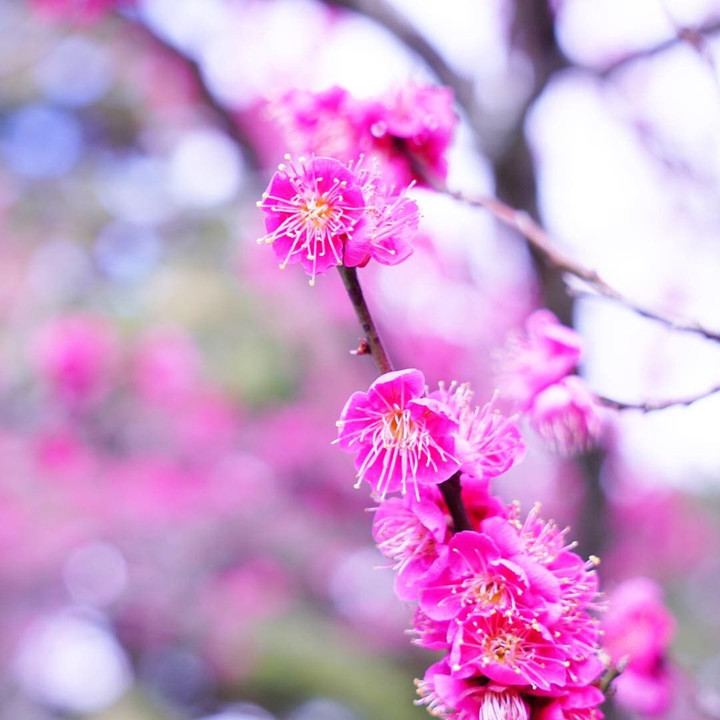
465,577,505,607
484,632,522,665
381,408,420,449
301,196,332,228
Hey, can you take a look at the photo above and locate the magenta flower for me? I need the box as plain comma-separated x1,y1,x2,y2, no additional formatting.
417,660,530,720
268,83,457,186
448,611,568,691
373,490,450,601
529,376,602,455
433,383,525,479
418,527,560,625
258,156,366,285
535,686,605,720
258,155,419,281
336,369,460,498
270,86,363,161
343,176,419,268
368,83,457,183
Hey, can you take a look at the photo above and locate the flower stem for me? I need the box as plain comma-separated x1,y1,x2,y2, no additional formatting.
337,266,394,374
438,471,473,533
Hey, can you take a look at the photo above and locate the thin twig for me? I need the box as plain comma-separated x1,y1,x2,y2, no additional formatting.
659,1,720,97
597,382,720,412
336,266,394,375
442,186,720,344
114,11,261,169
595,657,629,696
599,16,720,78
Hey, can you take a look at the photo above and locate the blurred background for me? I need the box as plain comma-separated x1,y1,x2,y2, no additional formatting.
2,0,720,719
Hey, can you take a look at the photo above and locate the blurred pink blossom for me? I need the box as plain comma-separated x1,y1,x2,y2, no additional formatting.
529,376,602,455
31,314,118,407
603,577,676,716
500,309,583,409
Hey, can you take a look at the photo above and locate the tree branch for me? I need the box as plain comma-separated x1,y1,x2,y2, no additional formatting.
597,382,720,412
336,266,394,375
443,186,720,344
114,11,262,170
598,16,720,78
438,472,473,533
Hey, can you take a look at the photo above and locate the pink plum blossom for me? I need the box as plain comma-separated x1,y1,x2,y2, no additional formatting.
268,83,457,186
529,376,602,455
448,610,569,690
432,382,525,479
366,83,457,184
268,86,364,162
602,577,676,716
373,490,450,601
499,310,603,454
500,309,583,409
336,368,460,498
410,499,603,705
418,526,559,626
417,660,530,720
258,156,366,284
258,155,419,282
31,313,118,406
342,175,419,268
535,686,605,720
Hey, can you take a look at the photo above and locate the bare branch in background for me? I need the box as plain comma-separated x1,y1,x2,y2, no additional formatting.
444,186,720,345
115,11,262,170
599,16,720,78
597,383,720,412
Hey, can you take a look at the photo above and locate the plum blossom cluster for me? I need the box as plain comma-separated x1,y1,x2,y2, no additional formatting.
500,310,602,454
256,82,455,283
268,83,457,187
337,369,606,720
258,155,419,284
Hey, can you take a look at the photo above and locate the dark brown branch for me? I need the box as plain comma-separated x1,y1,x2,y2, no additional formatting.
438,472,473,533
336,266,394,375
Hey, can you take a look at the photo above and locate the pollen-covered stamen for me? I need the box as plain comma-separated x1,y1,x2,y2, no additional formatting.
347,404,456,499
453,614,569,691
263,177,351,257
461,575,510,610
519,503,570,565
479,689,530,720
374,513,437,572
